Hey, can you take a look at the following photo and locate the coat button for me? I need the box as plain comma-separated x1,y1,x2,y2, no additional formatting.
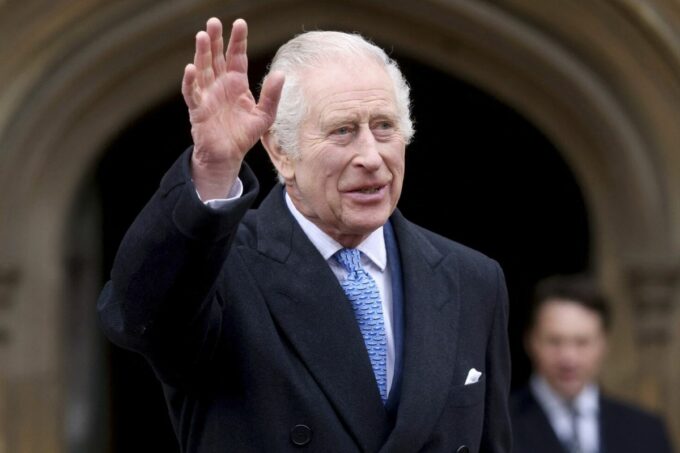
456,446,470,453
290,424,312,446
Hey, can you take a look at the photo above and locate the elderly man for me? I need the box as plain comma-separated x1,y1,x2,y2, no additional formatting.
98,17,511,452
511,275,674,453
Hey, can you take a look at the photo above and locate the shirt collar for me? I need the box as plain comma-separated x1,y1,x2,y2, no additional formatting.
573,382,599,415
530,374,600,416
285,192,386,270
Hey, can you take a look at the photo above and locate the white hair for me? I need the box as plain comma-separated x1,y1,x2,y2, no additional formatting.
263,30,415,179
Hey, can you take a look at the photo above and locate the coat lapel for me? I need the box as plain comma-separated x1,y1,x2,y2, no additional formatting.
242,188,390,451
380,211,462,451
599,397,618,453
515,387,569,453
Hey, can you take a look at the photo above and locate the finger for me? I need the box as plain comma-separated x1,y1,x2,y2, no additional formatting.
194,31,215,87
257,71,285,120
225,18,248,75
206,17,226,76
182,64,200,110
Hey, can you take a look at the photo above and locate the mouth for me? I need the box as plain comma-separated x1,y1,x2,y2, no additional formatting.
355,185,385,194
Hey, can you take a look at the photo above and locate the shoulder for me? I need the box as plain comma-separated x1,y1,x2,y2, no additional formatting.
392,211,502,277
509,385,547,423
600,394,674,451
510,386,537,411
601,394,668,427
233,183,293,251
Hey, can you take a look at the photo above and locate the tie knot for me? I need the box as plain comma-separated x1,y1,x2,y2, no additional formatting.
335,248,363,274
564,399,579,414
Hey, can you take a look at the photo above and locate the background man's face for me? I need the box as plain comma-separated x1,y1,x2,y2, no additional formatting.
527,299,608,400
285,57,406,246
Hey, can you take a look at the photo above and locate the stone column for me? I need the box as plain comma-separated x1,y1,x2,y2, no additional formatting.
0,264,22,453
626,258,680,445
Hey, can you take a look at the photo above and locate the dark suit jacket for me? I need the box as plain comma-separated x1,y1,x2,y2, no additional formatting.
510,385,674,453
98,150,511,452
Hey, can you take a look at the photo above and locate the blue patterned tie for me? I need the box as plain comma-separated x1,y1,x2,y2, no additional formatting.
335,248,388,402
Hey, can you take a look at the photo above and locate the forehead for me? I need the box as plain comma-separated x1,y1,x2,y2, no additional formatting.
299,57,397,113
534,299,605,335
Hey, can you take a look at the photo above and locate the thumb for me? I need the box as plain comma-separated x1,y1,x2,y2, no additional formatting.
257,71,285,122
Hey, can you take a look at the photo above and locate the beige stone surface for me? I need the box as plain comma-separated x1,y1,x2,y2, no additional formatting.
0,0,679,450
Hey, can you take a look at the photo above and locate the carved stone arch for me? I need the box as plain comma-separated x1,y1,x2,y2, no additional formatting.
0,0,678,451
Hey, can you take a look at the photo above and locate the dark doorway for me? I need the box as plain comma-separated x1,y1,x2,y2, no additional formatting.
96,49,589,452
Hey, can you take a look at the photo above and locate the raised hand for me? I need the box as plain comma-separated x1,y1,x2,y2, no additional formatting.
182,18,284,199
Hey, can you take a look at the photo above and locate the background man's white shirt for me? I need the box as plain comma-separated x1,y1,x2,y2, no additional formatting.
531,375,600,453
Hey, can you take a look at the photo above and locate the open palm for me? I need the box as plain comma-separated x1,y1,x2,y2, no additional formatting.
182,18,284,198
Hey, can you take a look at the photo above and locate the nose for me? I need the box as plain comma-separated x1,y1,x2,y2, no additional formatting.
353,126,383,171
556,342,581,366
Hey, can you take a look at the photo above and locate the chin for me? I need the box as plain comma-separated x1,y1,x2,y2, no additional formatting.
352,207,392,226
350,218,389,234
557,383,585,399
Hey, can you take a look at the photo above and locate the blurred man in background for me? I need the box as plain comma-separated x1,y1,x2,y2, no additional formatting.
511,274,673,453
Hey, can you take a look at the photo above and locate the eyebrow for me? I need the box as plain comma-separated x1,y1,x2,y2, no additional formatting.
321,110,398,130
321,113,361,130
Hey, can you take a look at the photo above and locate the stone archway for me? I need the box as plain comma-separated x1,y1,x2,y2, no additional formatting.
1,0,678,451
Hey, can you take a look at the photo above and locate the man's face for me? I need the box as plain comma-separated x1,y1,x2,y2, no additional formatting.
281,58,406,247
527,299,608,400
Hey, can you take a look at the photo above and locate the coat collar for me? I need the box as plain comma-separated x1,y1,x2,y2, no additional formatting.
250,187,462,451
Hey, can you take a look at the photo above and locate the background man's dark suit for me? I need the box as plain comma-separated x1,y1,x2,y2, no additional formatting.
98,151,511,452
511,386,674,453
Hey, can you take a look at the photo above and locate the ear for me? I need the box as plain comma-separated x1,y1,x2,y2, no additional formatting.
261,131,295,183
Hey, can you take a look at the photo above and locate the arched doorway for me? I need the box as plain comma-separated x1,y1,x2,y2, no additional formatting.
1,1,678,451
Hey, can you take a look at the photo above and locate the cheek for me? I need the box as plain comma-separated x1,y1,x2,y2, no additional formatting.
385,155,405,187
387,147,406,168
297,153,338,189
533,348,555,370
320,148,352,176
393,164,406,186
584,348,605,369
545,354,564,370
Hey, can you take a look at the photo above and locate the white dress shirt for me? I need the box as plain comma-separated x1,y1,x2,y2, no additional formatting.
201,178,243,208
284,193,395,394
201,182,395,394
531,375,600,453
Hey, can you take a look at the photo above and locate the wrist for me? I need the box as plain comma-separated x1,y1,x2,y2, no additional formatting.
190,153,241,201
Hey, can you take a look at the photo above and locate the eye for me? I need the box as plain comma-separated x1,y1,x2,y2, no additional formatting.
372,120,396,134
332,125,354,136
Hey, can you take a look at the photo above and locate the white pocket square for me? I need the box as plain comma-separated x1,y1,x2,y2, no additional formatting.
464,368,482,385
